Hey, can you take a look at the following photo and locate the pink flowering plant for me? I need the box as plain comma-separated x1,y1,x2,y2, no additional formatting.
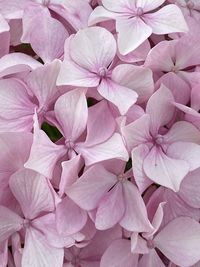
1,0,200,266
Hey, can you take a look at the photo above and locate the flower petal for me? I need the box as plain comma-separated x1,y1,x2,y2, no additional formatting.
0,206,23,243
22,227,64,267
54,88,88,141
154,217,200,267
9,169,55,220
143,4,188,34
143,146,189,191
66,165,117,211
116,17,152,55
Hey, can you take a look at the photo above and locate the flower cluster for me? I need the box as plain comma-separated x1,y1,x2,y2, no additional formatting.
0,0,200,266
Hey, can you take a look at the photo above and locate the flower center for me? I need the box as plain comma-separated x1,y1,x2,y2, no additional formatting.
98,67,108,78
65,140,75,150
147,239,155,249
171,65,179,73
155,135,164,145
187,0,195,9
23,219,31,229
42,0,50,6
136,7,144,17
118,174,127,183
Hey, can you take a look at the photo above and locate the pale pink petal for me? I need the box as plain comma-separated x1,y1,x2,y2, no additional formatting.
112,64,154,103
154,217,200,266
163,121,200,144
102,0,135,12
138,249,165,267
143,146,189,191
0,14,10,58
26,60,61,108
120,181,153,232
95,183,125,230
32,213,76,248
131,232,149,254
9,169,55,220
162,189,200,226
146,84,175,135
55,89,88,141
145,40,175,72
117,40,151,63
98,79,138,115
116,17,152,55
143,4,188,34
0,240,8,267
88,6,117,25
49,0,92,30
85,100,116,146
179,168,200,208
57,61,99,87
136,0,166,12
0,0,27,19
132,144,153,193
24,114,66,178
100,239,138,267
66,165,117,211
156,72,190,104
56,197,87,235
0,78,35,132
30,12,69,63
77,133,129,166
0,52,42,78
70,26,116,72
59,155,82,196
121,114,151,151
0,206,23,243
167,142,200,171
22,227,64,267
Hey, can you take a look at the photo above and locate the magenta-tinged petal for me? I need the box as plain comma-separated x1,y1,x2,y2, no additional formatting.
95,183,125,230
66,165,117,211
0,206,23,243
0,52,42,78
145,40,176,72
138,249,165,267
112,64,154,103
120,181,153,232
132,144,153,193
156,72,190,104
22,227,64,267
98,79,138,115
70,26,116,72
143,4,188,34
102,0,135,12
146,84,175,135
56,197,87,235
0,14,10,58
136,0,166,12
57,60,99,87
9,169,55,220
24,114,66,178
59,155,82,196
116,17,152,55
85,100,116,146
163,121,200,144
100,239,138,267
30,12,69,63
26,60,61,108
121,114,151,151
77,133,129,166
0,78,35,132
154,217,200,266
179,168,200,208
55,88,88,141
167,142,200,171
143,146,189,192
49,0,93,30
88,6,117,26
